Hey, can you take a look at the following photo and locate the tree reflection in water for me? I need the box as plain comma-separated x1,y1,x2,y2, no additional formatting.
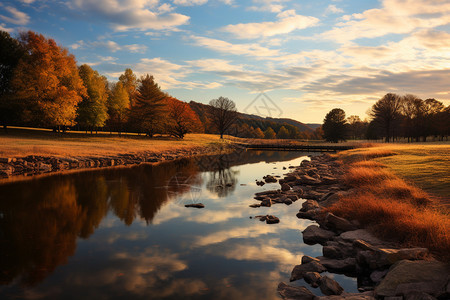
0,150,310,291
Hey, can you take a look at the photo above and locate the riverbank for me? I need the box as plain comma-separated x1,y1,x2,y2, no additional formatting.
249,149,449,298
0,128,232,180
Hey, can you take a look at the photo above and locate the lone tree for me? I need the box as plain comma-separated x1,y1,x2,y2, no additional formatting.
322,108,347,142
107,81,129,135
208,96,237,139
369,93,402,142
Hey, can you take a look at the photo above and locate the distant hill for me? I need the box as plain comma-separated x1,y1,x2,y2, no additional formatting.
306,123,322,130
189,101,314,133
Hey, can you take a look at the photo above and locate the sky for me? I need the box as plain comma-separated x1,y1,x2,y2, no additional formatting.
1,0,449,123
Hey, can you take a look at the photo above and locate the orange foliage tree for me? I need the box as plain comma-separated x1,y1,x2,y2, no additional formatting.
10,31,86,131
166,97,202,139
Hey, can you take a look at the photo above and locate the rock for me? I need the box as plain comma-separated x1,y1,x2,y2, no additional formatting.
340,229,383,246
281,183,291,191
290,261,327,281
404,292,438,300
323,246,343,259
301,255,320,265
266,215,280,224
319,275,344,295
375,260,450,298
260,198,272,207
315,291,375,299
0,157,13,163
304,272,321,288
321,175,338,184
296,210,321,221
370,269,389,283
277,282,315,300
318,257,357,273
302,190,323,200
302,225,335,245
263,175,277,183
297,175,321,185
358,247,430,269
38,162,52,172
284,175,297,182
324,213,357,232
256,180,265,186
300,200,320,212
185,203,205,208
249,204,261,208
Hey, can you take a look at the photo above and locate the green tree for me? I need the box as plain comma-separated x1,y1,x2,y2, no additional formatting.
276,126,290,139
131,74,167,136
369,93,402,142
108,81,129,135
264,127,276,139
10,31,86,131
322,108,347,142
77,64,109,133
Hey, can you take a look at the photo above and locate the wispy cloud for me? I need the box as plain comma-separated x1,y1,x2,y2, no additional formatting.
0,6,30,25
222,9,319,39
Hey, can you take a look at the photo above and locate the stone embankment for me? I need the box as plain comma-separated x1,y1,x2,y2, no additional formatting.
0,145,226,179
251,154,449,300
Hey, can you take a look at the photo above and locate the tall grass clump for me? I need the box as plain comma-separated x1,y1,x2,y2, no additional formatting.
330,146,450,260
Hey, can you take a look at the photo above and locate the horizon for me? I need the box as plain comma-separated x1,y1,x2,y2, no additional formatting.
1,0,449,123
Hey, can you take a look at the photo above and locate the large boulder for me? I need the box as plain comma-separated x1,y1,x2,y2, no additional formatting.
304,272,322,288
319,275,344,295
277,282,315,300
357,247,430,269
300,200,320,212
324,213,357,233
302,225,335,245
290,261,327,281
340,229,383,246
318,257,357,273
375,260,450,298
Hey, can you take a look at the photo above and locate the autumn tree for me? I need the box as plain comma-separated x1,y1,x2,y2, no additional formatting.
119,68,137,108
369,93,402,142
108,81,129,135
166,97,202,139
0,31,26,129
9,31,86,131
276,126,290,139
400,94,424,142
131,74,167,137
322,108,347,142
208,96,238,139
76,64,109,133
254,127,264,139
422,98,444,141
264,127,276,139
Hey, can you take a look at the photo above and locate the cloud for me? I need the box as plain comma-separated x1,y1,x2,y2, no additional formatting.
222,9,319,39
190,35,280,57
0,6,30,25
71,40,147,53
173,0,208,6
0,23,13,32
322,0,450,44
325,4,343,14
69,0,190,31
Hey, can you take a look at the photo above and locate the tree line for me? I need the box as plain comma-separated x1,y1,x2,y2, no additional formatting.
0,30,320,140
322,93,450,142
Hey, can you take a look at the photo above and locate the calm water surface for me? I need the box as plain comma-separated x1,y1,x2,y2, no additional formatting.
0,150,357,299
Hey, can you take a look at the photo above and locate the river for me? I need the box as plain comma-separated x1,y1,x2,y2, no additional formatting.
0,150,357,299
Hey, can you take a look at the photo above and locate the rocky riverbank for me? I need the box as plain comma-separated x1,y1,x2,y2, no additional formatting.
251,153,449,299
0,144,230,180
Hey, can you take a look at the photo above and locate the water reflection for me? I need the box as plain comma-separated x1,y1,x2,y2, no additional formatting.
0,150,357,299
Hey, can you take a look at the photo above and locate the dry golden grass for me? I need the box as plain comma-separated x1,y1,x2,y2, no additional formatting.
330,193,450,258
330,143,450,259
0,127,226,158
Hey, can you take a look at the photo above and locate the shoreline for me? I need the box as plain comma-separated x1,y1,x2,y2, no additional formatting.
250,153,449,299
0,143,233,183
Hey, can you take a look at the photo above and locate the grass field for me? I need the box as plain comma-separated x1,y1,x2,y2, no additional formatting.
331,143,450,260
338,143,450,200
0,127,226,158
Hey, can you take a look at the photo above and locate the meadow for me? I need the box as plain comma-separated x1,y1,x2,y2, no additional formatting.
331,143,450,259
